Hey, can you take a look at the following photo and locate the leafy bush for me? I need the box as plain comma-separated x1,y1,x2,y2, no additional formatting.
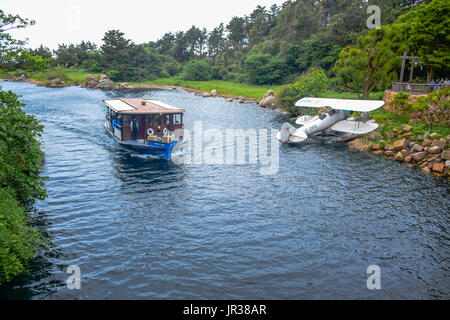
391,92,412,112
180,59,212,81
106,69,120,81
0,188,42,284
0,89,47,205
277,67,329,113
244,52,288,85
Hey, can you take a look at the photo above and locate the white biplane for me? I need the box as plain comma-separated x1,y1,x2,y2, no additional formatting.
276,97,385,143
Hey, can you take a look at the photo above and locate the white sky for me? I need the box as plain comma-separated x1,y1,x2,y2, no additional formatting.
0,0,287,50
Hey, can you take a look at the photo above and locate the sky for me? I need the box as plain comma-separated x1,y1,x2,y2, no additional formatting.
0,0,287,50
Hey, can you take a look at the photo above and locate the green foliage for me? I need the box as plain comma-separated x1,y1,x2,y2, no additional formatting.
180,59,212,81
399,0,450,79
332,25,404,99
0,188,42,284
244,52,287,85
0,89,47,205
106,69,120,82
391,92,412,112
277,67,329,113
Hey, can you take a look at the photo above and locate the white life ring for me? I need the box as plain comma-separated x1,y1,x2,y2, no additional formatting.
147,128,154,137
163,128,168,135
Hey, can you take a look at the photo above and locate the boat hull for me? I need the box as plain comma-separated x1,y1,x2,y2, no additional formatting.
104,122,180,160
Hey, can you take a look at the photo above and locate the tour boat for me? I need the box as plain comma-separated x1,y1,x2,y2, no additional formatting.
104,98,186,159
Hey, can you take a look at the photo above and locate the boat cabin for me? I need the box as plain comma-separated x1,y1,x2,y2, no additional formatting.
104,98,185,144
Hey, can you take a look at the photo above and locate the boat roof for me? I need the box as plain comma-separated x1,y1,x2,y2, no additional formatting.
104,98,185,114
295,97,384,112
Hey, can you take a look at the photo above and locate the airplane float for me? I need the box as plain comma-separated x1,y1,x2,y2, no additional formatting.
276,97,385,143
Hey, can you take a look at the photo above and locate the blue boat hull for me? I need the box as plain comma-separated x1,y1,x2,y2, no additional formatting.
104,122,179,160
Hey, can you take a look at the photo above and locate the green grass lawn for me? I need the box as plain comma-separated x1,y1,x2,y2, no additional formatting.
129,78,284,100
31,69,99,83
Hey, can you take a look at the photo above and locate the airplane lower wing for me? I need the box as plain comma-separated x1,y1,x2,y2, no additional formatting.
330,120,379,135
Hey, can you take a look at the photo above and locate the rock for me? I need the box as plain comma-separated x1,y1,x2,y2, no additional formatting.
445,160,450,169
385,150,394,156
416,134,424,141
441,150,450,160
430,132,439,139
413,144,424,152
99,74,109,81
431,139,446,150
237,99,245,104
411,152,426,162
210,90,217,97
348,138,368,152
373,150,383,155
85,75,99,88
48,78,65,88
372,144,381,150
401,131,412,138
401,124,412,132
432,162,445,173
386,132,395,140
119,82,128,89
408,142,415,148
422,167,431,173
428,146,441,154
98,77,115,90
394,152,404,161
401,149,409,155
446,135,450,144
423,132,430,140
202,92,210,97
259,95,277,108
393,138,408,151
404,156,412,163
227,98,233,102
422,139,432,147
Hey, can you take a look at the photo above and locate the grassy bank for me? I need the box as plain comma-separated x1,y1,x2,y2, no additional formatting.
24,69,384,101
128,78,284,100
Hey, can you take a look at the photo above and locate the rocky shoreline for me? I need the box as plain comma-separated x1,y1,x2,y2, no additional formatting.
347,125,450,179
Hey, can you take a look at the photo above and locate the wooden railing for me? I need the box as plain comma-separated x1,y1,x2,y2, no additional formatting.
391,82,449,95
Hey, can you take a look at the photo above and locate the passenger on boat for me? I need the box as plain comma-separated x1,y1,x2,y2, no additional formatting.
130,117,139,141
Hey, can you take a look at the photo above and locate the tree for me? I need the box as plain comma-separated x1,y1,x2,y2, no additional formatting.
226,16,247,50
181,59,212,81
208,23,225,61
244,52,288,85
399,0,450,81
332,26,404,99
100,29,130,74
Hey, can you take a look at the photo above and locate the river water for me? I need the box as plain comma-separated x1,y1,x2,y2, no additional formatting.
0,82,449,299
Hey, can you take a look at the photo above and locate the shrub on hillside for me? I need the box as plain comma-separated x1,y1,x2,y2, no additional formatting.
277,68,329,113
180,60,212,81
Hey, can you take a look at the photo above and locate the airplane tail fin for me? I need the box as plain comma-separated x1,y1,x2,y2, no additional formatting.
280,123,294,142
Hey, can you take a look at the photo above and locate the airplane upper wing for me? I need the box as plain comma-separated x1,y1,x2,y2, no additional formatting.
295,98,384,112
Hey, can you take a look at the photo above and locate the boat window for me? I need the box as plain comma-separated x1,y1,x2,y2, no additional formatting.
174,114,181,124
328,109,336,116
156,115,161,126
148,115,153,126
123,115,131,123
320,113,327,120
166,115,170,126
